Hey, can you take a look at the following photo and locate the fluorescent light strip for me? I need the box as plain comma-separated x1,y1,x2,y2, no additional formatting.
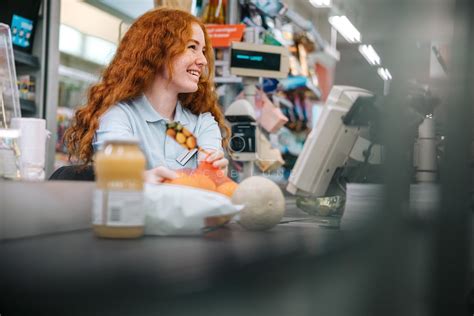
377,67,392,81
328,15,361,43
309,0,332,7
359,45,381,66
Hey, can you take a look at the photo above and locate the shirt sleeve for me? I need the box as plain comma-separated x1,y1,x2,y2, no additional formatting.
93,105,134,152
195,112,223,152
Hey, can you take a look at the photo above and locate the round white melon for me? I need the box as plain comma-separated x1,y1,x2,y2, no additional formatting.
232,176,285,231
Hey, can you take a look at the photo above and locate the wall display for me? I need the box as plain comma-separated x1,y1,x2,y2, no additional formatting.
206,24,245,48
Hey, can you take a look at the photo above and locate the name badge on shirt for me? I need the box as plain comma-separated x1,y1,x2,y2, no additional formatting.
176,148,198,166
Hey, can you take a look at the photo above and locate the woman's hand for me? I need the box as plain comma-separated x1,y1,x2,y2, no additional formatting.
198,150,229,175
144,166,177,184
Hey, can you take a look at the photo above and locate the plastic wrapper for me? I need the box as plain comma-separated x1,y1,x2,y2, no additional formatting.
296,195,345,228
162,121,241,230
144,183,243,236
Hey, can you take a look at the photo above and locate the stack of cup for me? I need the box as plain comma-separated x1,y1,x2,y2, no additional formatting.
10,118,49,181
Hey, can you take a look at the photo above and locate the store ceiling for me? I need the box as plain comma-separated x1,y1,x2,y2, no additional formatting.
83,0,154,22
81,0,455,58
83,0,324,24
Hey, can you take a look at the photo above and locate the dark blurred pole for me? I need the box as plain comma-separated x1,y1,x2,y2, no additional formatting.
360,0,417,314
432,0,473,315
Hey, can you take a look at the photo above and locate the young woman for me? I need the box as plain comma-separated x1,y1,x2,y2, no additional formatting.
64,8,230,183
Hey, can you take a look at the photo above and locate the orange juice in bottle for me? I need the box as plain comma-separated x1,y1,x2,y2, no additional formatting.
93,138,146,238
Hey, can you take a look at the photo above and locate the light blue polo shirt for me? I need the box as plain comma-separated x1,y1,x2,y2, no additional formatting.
93,94,223,170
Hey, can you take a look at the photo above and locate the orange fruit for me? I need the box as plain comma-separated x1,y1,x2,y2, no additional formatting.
216,181,239,197
164,175,200,189
193,174,216,191
197,161,227,185
182,127,192,137
186,136,196,149
166,128,176,137
205,214,233,227
175,132,186,144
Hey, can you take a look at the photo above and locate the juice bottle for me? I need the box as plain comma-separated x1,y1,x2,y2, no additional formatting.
93,138,146,238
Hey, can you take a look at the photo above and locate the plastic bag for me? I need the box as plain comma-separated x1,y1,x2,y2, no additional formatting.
164,161,239,197
163,121,241,230
144,183,242,236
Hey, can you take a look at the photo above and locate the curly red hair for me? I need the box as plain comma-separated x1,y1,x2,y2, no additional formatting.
64,8,230,165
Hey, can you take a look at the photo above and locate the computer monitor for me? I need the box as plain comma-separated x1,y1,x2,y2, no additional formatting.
286,86,375,197
0,0,42,53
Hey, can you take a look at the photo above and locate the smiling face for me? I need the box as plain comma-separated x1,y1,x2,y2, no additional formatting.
163,23,208,94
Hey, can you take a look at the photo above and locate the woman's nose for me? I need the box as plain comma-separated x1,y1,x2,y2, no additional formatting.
196,51,208,66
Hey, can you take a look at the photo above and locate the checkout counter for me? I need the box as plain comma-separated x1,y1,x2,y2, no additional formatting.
0,181,358,316
0,84,440,315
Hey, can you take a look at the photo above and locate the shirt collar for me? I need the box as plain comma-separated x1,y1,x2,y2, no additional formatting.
139,94,189,126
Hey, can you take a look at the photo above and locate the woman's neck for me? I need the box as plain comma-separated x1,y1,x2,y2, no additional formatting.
145,81,178,120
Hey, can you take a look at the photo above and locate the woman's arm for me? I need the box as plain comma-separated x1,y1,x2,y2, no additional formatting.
145,166,177,184
93,106,134,151
195,112,229,174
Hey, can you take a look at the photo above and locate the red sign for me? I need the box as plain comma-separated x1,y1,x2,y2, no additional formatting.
205,24,245,48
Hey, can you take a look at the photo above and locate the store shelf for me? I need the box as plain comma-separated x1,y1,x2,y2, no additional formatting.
20,98,37,116
58,65,99,84
13,50,40,70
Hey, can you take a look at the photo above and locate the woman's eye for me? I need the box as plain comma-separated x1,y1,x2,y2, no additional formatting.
188,45,197,50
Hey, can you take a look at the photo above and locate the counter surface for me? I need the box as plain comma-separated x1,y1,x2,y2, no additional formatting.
0,197,347,315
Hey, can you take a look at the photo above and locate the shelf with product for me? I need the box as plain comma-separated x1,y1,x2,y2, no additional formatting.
19,98,36,116
13,49,40,70
13,47,40,117
5,1,44,119
219,1,333,181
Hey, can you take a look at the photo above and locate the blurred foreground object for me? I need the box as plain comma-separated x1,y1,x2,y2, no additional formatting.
93,138,146,239
0,23,21,129
287,85,377,197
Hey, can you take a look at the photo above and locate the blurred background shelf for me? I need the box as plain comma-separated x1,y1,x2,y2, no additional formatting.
20,98,37,116
13,50,40,70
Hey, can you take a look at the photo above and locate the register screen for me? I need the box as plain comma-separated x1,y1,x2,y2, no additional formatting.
231,49,281,72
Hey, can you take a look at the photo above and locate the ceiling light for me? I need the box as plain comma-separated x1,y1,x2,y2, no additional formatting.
359,45,381,66
377,67,392,81
59,24,83,57
309,0,332,7
328,15,361,43
83,36,117,66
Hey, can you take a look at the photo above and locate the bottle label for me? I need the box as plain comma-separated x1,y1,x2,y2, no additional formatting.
93,189,145,226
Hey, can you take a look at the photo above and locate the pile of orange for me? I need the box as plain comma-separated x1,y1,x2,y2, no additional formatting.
164,162,239,198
